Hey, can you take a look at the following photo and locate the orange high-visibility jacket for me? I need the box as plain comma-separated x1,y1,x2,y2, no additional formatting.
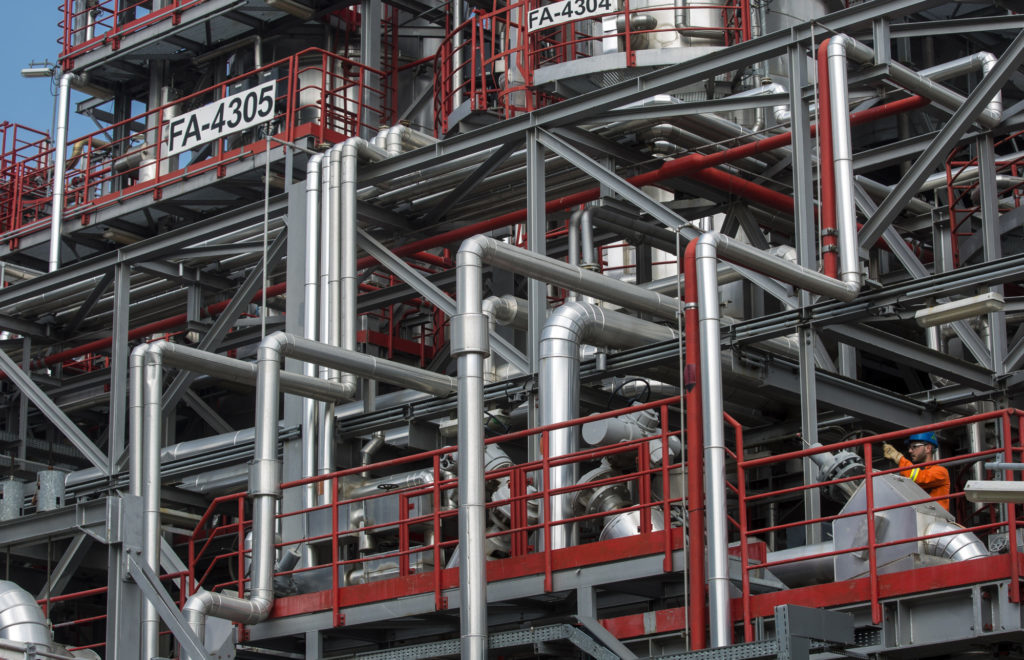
898,456,950,510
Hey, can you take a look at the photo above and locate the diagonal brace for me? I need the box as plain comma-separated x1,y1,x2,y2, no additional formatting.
356,228,530,374
420,140,518,225
0,348,108,471
859,28,1024,249
127,554,211,660
162,230,287,410
535,128,698,236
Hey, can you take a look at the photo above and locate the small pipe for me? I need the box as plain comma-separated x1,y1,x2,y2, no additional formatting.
49,72,74,272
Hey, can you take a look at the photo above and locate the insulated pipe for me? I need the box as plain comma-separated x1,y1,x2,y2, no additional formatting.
330,138,388,398
918,52,1001,121
49,72,74,272
689,232,861,648
482,295,528,381
540,302,676,549
303,153,324,516
0,580,53,650
183,331,457,642
455,235,681,656
131,342,344,655
385,124,438,157
453,243,491,659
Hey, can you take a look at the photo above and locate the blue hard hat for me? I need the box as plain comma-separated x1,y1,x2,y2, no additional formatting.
907,431,938,447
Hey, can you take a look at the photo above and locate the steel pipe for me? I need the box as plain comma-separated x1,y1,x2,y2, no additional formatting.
540,302,676,549
690,227,863,647
303,153,324,517
49,73,74,272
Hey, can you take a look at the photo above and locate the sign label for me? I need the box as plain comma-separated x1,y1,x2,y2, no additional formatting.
527,0,612,32
165,80,276,156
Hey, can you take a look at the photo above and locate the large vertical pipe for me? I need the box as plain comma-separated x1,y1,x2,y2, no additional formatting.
540,303,676,550
688,231,860,647
142,345,165,660
49,72,74,272
303,153,324,540
451,0,465,108
453,243,489,659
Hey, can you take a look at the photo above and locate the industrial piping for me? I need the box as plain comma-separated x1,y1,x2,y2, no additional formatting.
129,341,344,655
540,302,676,549
303,152,324,516
177,331,457,647
0,580,55,652
455,235,681,657
49,72,74,273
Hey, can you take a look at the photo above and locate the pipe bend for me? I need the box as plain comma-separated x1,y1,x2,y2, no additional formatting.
260,330,291,359
457,235,492,268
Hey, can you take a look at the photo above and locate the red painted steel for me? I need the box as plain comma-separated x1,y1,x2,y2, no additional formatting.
187,398,686,633
735,408,1024,634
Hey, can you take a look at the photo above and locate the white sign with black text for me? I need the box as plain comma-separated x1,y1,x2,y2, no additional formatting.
165,80,276,157
527,0,613,32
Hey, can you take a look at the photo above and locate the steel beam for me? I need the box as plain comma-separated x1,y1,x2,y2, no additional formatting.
35,533,93,600
0,195,288,308
420,141,519,225
0,347,108,471
360,0,946,185
859,27,1024,249
161,230,288,410
821,323,994,389
356,228,530,374
63,271,113,338
183,388,235,434
127,554,211,660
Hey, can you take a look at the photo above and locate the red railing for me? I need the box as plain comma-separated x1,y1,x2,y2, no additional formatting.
735,409,1024,641
433,0,751,134
0,123,53,246
39,569,189,652
189,396,684,630
0,48,390,249
59,0,210,64
945,129,1024,267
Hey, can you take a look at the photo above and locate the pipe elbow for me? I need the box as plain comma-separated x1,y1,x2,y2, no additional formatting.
144,339,169,365
130,343,150,366
260,331,291,359
694,232,721,261
183,587,215,622
457,235,491,268
540,302,595,358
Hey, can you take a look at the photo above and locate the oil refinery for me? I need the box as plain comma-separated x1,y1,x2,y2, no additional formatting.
0,0,1023,658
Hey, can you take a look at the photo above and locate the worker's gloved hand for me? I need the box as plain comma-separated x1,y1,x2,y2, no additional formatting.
881,442,902,462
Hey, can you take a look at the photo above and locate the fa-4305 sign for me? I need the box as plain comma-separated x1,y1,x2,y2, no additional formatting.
165,81,276,157
527,0,613,32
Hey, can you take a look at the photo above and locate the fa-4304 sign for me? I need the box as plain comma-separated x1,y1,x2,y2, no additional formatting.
527,0,613,32
165,81,276,157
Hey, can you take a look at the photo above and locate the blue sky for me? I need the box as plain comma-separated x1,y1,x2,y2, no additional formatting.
0,6,92,140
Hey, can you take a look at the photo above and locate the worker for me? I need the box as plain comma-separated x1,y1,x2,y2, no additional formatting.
881,431,950,510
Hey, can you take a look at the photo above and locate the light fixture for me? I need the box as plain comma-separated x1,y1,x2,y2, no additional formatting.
266,0,315,19
102,227,145,245
964,479,1024,504
20,65,54,79
915,291,1005,327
